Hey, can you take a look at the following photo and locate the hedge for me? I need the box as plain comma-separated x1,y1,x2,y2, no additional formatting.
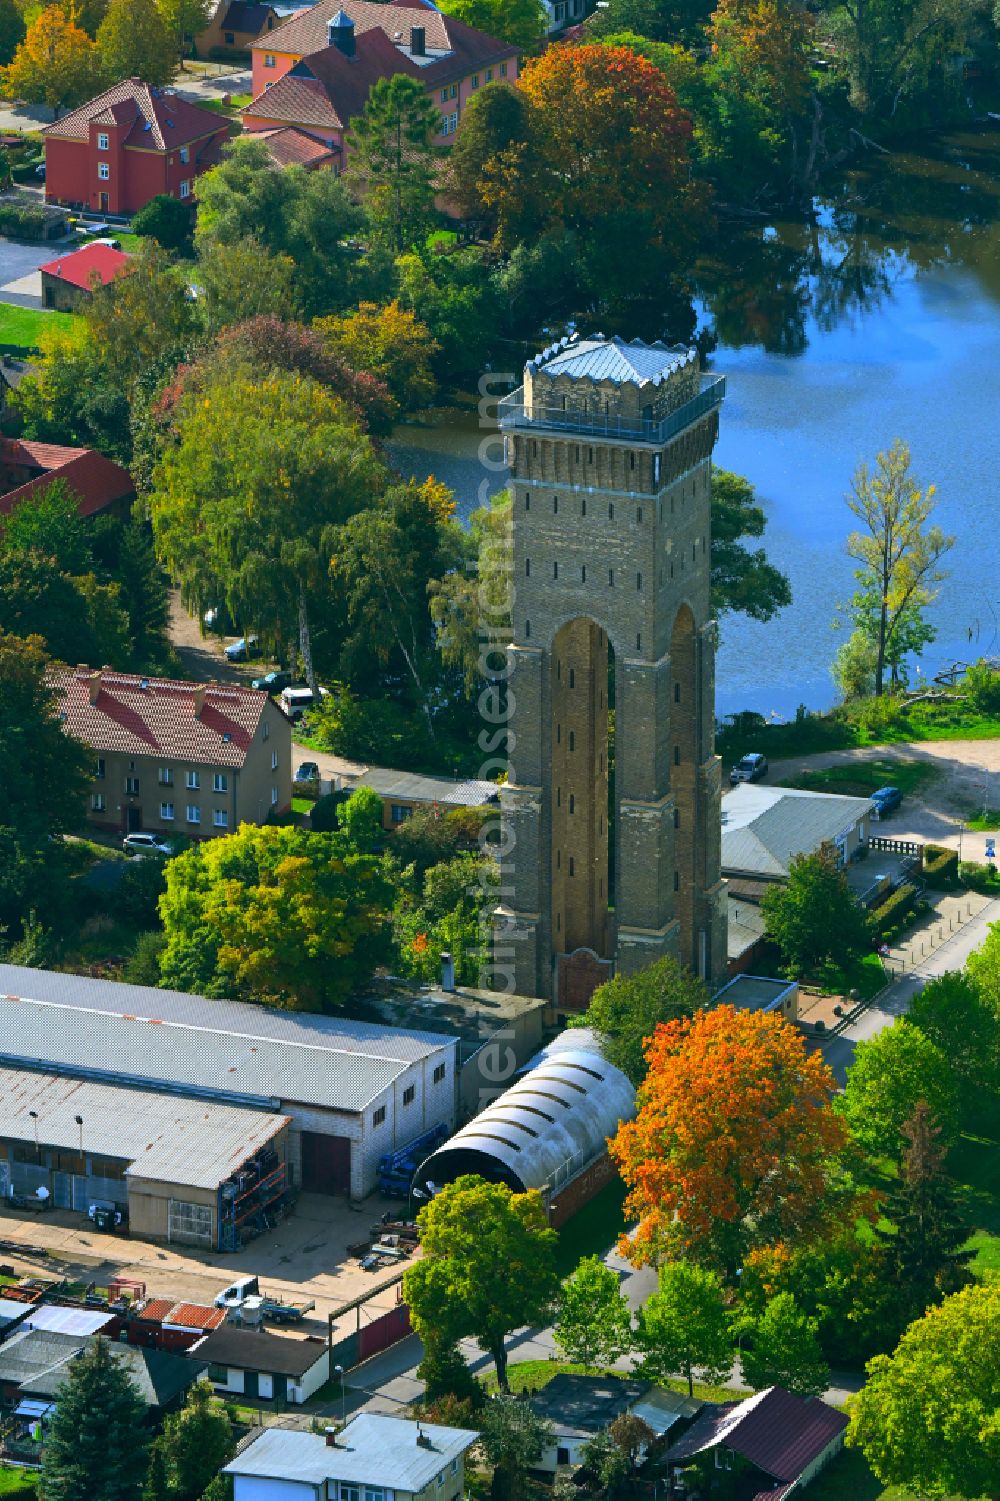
959,861,1000,894
872,881,918,939
923,843,959,888
0,201,49,238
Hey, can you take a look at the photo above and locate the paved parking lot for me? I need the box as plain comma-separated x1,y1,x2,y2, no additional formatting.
0,1189,412,1334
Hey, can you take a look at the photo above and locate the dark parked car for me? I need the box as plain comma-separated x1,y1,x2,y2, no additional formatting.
871,785,902,817
224,635,260,663
252,669,296,693
730,752,769,787
293,761,321,797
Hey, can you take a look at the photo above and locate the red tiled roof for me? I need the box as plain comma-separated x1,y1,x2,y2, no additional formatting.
0,439,134,520
255,124,340,166
137,1299,227,1331
666,1389,848,1483
43,78,226,152
246,29,412,130
253,0,517,74
49,666,270,769
39,243,132,293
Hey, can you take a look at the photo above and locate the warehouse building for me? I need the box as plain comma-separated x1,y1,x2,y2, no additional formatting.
0,1067,291,1250
0,966,459,1206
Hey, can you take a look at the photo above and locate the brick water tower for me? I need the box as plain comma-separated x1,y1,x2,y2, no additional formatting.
494,334,728,1004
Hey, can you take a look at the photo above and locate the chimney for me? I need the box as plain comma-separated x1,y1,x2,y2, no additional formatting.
88,669,103,705
410,23,425,55
324,1427,339,1448
327,8,356,56
440,951,455,993
193,684,207,718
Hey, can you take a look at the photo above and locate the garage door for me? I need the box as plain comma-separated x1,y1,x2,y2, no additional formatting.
299,1132,351,1195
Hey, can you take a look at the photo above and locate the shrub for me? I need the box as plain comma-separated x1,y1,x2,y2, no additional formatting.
922,844,958,889
308,790,350,832
0,200,47,236
132,193,193,251
872,882,918,939
123,930,165,985
963,658,1000,714
959,860,1000,894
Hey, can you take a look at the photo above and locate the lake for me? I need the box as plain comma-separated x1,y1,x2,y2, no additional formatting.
388,128,1000,719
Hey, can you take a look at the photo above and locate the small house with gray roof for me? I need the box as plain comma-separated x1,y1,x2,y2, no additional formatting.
721,784,874,885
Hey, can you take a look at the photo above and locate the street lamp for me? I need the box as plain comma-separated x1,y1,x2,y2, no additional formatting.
74,1115,84,1158
333,1364,346,1426
28,1109,39,1161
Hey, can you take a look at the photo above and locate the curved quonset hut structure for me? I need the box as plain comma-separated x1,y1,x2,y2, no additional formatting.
413,1030,635,1227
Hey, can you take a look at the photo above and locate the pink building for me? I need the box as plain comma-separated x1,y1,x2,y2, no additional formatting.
243,0,519,159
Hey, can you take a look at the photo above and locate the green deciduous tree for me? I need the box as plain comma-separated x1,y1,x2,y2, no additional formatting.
908,970,999,1093
570,956,708,1086
0,0,25,66
158,824,395,1010
132,193,194,251
97,0,177,84
738,1291,830,1397
156,0,212,55
443,82,539,237
1,5,102,114
839,1018,959,1157
554,1255,634,1371
195,237,301,332
194,137,365,318
636,1261,732,1397
330,478,462,732
877,1101,973,1319
335,785,385,855
842,440,953,697
347,74,439,255
761,845,873,981
404,1176,559,1392
477,1395,554,1501
429,488,511,699
437,0,545,50
846,1282,1000,1498
154,1381,234,1501
40,1338,149,1501
711,469,792,623
316,300,438,413
149,366,381,695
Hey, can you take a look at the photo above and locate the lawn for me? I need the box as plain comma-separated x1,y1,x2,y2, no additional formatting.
779,758,939,800
0,303,80,353
949,1095,1000,1277
812,951,887,1002
0,1469,38,1497
486,1358,745,1405
717,697,1000,765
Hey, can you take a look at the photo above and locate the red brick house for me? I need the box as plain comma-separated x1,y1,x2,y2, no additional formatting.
244,0,519,156
42,79,230,216
0,438,135,521
39,242,132,311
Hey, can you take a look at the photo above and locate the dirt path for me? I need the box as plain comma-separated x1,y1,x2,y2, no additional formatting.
168,589,249,685
769,738,1000,854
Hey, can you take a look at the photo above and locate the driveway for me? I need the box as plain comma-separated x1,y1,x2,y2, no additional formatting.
171,67,252,103
0,238,81,309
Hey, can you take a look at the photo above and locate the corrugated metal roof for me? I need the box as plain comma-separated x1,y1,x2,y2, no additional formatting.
0,1066,289,1190
225,1416,478,1488
665,1388,847,1480
531,335,694,386
20,1306,116,1337
0,966,456,1115
721,785,872,880
417,1031,635,1195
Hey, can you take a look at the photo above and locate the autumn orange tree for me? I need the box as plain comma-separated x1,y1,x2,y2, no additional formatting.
482,43,707,306
610,1004,847,1280
1,5,102,114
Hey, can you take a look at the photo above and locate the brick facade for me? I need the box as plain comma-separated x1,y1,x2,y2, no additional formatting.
495,337,728,1000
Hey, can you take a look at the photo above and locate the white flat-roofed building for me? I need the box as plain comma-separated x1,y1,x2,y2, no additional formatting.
225,1414,479,1501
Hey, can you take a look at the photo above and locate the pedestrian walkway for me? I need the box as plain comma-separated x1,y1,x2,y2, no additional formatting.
883,890,992,976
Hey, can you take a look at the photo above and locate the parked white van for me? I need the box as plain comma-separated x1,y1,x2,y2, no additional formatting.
279,685,329,722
